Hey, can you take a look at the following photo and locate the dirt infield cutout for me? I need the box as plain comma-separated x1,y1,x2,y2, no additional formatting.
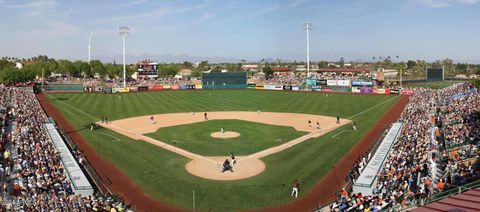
98,111,350,180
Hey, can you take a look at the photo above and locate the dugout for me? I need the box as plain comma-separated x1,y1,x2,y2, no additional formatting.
202,72,247,89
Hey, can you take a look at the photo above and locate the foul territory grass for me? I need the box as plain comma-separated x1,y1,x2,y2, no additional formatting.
146,119,306,156
46,90,400,211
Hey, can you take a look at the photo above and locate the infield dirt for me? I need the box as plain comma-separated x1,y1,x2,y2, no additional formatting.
98,111,350,180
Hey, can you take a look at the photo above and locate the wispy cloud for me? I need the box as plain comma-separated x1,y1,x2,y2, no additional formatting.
23,21,82,40
416,0,480,8
118,0,148,7
2,0,58,16
97,3,207,22
3,0,57,9
290,0,308,7
225,4,279,22
157,13,216,29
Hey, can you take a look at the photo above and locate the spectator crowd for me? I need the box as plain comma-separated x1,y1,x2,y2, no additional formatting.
330,83,479,211
0,86,127,211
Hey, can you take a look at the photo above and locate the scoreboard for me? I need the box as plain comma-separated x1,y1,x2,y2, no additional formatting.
137,60,158,77
426,68,444,81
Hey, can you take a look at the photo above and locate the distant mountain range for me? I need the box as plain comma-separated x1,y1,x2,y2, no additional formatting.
96,53,246,64
94,54,480,64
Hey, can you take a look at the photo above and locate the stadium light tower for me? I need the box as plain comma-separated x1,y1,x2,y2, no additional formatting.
88,34,93,62
119,26,129,87
303,22,312,78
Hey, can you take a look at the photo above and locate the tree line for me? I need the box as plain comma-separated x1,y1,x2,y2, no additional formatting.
0,55,479,84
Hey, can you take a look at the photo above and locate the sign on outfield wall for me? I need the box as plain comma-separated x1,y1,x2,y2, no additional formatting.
311,85,321,92
353,123,403,195
351,87,361,93
360,87,373,94
376,88,386,94
264,85,283,90
401,89,414,95
292,86,300,91
321,87,332,92
195,84,202,89
255,85,264,90
352,80,373,87
390,89,400,94
317,80,327,85
327,80,350,86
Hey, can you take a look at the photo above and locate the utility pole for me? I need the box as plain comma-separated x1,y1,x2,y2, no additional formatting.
119,26,129,88
304,22,312,78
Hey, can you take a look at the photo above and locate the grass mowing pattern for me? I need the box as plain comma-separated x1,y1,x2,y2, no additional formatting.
46,90,399,211
146,119,306,156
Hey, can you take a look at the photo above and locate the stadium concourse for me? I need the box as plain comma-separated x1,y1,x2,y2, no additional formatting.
0,86,127,211
329,83,480,211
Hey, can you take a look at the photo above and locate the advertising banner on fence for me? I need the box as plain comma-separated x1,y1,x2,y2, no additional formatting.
321,87,332,92
129,87,138,92
360,87,373,94
283,85,292,90
180,85,188,90
247,83,256,89
306,79,317,86
186,85,195,90
120,87,129,93
138,86,148,92
352,80,373,87
151,85,163,91
352,87,361,93
401,89,414,95
292,86,300,91
327,80,350,86
103,88,112,93
112,87,120,93
255,85,264,90
385,88,391,94
163,85,171,90
171,85,180,90
376,88,386,94
317,79,327,85
332,86,350,93
390,89,400,94
264,85,283,90
94,87,102,92
195,84,202,89
311,85,321,92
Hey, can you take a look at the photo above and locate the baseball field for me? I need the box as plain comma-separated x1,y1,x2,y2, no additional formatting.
42,90,401,211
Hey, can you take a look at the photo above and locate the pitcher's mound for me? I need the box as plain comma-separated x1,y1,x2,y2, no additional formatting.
211,131,240,138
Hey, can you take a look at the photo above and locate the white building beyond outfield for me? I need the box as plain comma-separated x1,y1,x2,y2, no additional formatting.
353,122,403,195
44,123,94,196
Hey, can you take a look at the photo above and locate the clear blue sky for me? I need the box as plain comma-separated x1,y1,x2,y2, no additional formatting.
0,0,479,63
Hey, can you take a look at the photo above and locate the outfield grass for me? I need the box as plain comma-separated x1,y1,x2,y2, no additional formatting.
46,90,399,211
146,119,306,156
